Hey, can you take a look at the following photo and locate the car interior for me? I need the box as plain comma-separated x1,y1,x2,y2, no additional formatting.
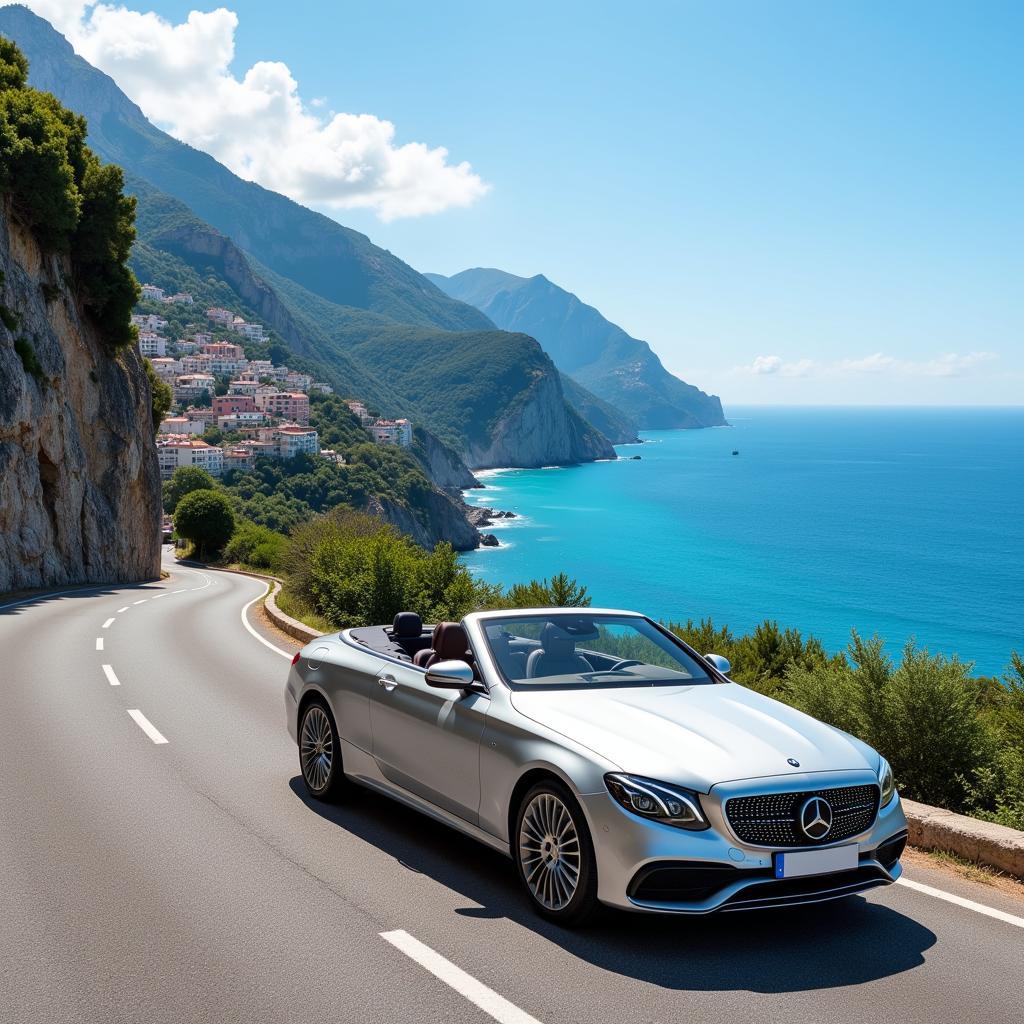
348,613,696,684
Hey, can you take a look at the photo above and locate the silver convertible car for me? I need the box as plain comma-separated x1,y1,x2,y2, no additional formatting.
285,608,908,925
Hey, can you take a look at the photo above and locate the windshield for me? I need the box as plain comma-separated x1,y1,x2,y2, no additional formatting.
481,614,715,689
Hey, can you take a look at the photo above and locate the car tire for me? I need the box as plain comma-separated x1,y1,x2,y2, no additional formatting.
298,699,348,803
514,779,599,926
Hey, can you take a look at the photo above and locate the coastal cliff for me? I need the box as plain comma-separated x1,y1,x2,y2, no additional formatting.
367,491,480,552
0,202,161,591
462,371,615,469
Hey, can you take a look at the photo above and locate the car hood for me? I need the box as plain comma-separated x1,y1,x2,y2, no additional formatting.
509,682,879,791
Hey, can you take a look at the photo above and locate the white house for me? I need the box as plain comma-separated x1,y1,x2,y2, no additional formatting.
369,418,413,447
155,439,224,480
140,283,165,301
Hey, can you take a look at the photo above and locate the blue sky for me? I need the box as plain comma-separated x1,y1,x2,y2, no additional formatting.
33,1,1024,405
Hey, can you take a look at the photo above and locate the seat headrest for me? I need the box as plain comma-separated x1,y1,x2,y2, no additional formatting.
432,622,470,661
392,611,422,638
540,622,575,658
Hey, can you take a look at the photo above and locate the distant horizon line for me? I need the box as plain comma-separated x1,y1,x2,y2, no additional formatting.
716,402,1023,410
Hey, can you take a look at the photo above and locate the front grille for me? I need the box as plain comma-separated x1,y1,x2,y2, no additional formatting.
725,784,879,847
629,862,747,903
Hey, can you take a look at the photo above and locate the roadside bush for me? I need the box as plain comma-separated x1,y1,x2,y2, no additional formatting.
174,488,235,561
292,510,497,628
223,521,289,574
162,465,215,514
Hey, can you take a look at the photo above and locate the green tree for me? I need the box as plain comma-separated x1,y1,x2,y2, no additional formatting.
174,488,235,561
72,158,139,348
144,358,172,433
0,37,28,90
162,465,215,514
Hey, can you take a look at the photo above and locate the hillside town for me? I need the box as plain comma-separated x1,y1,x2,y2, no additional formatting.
137,289,414,480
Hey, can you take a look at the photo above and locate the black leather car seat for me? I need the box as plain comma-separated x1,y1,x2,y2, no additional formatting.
389,611,430,658
526,623,593,678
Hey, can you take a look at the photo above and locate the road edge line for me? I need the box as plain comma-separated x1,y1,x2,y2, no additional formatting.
896,876,1024,929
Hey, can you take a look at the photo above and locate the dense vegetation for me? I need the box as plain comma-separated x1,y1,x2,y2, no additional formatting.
173,488,235,561
218,446,435,535
0,37,138,348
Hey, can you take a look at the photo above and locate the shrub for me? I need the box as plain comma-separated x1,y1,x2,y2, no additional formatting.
174,489,236,562
162,465,216,514
223,521,289,573
287,509,498,628
14,335,44,381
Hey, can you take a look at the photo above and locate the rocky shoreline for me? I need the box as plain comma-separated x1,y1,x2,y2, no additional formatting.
463,503,517,548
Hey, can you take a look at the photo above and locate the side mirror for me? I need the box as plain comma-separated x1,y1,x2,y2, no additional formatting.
425,659,475,689
704,653,731,676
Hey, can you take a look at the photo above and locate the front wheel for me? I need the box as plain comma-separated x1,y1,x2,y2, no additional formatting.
514,780,599,926
298,700,348,802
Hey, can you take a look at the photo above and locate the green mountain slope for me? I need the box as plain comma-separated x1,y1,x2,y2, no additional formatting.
427,268,727,429
0,4,492,333
0,6,614,470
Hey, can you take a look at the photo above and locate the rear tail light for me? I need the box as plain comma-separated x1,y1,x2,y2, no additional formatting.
291,651,301,666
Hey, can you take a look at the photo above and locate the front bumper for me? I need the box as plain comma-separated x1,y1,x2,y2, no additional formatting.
579,769,908,913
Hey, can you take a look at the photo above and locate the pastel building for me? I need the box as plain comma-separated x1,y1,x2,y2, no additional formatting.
369,418,412,447
255,391,310,425
156,439,224,480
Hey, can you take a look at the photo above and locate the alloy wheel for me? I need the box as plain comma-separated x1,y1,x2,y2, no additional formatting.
300,705,333,793
518,792,582,911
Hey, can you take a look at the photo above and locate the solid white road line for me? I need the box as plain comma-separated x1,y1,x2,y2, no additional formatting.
896,877,1024,930
101,664,121,687
173,589,186,594
102,617,114,629
95,638,104,651
117,606,129,613
127,709,168,745
380,930,542,1024
239,583,292,660
133,599,147,605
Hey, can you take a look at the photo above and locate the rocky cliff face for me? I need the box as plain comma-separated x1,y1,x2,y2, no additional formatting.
463,372,616,470
413,428,480,493
0,202,161,592
367,492,480,552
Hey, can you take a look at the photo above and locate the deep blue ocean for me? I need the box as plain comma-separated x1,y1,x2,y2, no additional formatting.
462,407,1023,677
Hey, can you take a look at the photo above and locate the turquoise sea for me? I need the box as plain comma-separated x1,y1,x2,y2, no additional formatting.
462,407,1024,677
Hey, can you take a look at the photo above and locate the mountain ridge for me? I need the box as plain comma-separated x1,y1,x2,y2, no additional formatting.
0,5,615,473
427,267,727,430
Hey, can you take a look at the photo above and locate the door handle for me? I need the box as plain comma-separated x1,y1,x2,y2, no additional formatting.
378,674,398,692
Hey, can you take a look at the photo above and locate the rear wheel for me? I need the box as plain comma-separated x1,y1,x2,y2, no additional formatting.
514,780,598,926
299,700,348,802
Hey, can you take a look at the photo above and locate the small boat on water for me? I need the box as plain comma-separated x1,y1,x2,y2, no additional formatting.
732,449,739,456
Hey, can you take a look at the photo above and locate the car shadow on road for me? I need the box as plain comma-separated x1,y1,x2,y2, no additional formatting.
288,777,936,993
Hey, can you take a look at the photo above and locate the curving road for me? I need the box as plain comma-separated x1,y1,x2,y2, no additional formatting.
1,551,1021,1024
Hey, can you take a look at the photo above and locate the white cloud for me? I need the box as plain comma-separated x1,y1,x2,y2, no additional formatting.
23,1,490,221
738,350,998,381
739,355,816,377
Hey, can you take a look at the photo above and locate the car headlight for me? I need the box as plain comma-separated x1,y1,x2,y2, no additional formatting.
604,773,708,830
878,757,895,806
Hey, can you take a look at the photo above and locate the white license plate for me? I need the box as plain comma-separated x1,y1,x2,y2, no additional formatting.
774,844,858,879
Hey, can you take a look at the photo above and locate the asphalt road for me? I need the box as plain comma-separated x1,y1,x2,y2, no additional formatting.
1,551,1021,1024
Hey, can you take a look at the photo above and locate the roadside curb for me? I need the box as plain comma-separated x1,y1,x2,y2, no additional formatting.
902,799,1024,879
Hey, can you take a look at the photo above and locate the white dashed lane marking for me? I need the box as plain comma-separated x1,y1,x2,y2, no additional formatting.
133,599,147,605
101,665,121,687
117,606,129,613
102,618,114,629
95,638,104,651
127,709,168,745
380,930,542,1024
